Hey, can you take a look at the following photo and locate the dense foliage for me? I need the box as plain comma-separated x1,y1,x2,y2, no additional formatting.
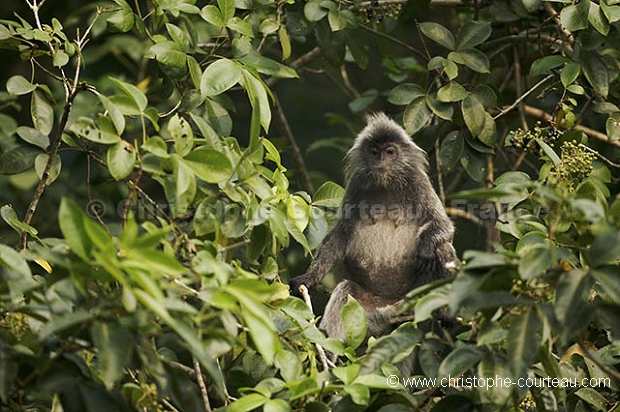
1,0,619,411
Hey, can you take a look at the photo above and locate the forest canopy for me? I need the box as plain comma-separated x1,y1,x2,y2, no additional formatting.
0,0,619,411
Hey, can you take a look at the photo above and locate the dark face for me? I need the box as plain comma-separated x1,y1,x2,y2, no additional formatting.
365,141,401,172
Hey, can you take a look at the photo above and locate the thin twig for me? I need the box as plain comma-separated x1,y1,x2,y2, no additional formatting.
493,74,554,120
266,47,322,89
359,24,427,61
273,94,315,195
193,355,213,412
298,285,335,370
579,144,620,168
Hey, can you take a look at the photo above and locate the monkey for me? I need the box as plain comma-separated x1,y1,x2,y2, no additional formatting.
290,112,458,347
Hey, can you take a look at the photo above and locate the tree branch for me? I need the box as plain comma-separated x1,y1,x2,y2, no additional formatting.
273,95,315,195
493,74,555,120
18,84,88,250
522,105,618,147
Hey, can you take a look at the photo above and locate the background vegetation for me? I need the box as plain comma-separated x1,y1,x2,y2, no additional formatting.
1,0,619,411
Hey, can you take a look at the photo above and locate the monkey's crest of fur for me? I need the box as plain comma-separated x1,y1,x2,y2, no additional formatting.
344,113,428,188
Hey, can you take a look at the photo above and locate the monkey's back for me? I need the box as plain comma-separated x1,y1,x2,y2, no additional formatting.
343,218,420,298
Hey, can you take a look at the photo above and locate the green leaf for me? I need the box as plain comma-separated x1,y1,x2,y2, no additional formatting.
440,131,464,171
16,126,49,149
217,0,235,22
342,296,367,349
575,387,608,411
535,137,561,165
554,270,590,325
201,58,242,97
286,196,309,232
237,53,298,79
388,83,425,105
201,5,224,27
438,346,485,379
59,198,92,261
560,2,589,32
345,32,368,69
279,25,291,60
97,95,125,135
518,244,552,279
328,9,348,31
6,75,37,96
437,82,467,102
313,181,345,207
107,140,136,180
259,18,280,35
228,17,254,38
91,322,133,389
107,0,134,32
168,114,194,157
359,323,422,374
0,243,38,296
478,112,497,146
263,399,291,412
460,144,487,182
561,61,581,87
142,136,169,157
461,95,485,136
240,70,271,131
146,41,187,69
456,21,492,50
590,230,620,266
588,2,610,35
419,22,455,50
183,148,233,183
601,0,620,22
529,55,569,77
508,307,541,378
606,112,620,141
581,53,609,97
448,49,490,73
403,96,432,134
0,146,42,175
472,85,497,108
426,94,453,121
39,310,94,340
592,267,620,302
227,393,268,412
34,154,61,184
110,77,147,112
70,117,121,145
31,91,54,135
304,1,328,22
0,204,38,238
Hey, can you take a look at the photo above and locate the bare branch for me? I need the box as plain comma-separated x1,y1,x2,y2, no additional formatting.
493,74,555,120
193,356,213,412
274,95,315,195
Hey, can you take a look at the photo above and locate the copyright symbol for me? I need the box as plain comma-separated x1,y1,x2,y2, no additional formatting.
86,199,106,218
387,375,400,388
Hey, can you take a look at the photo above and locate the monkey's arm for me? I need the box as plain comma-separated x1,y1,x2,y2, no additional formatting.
412,210,458,283
289,222,348,297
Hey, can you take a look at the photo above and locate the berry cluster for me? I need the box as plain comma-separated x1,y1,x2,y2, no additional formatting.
552,140,596,185
359,0,403,23
509,121,561,155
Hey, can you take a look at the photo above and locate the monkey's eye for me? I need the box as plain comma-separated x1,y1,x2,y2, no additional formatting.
369,147,380,157
385,147,397,157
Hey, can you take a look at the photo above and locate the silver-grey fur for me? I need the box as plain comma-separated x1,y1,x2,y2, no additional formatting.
290,113,457,371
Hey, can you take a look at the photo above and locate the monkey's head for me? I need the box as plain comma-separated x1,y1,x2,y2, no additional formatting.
345,113,428,188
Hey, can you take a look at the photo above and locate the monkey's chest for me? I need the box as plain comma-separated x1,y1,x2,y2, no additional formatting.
345,220,418,280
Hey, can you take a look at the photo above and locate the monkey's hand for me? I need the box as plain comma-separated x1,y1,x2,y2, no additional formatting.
289,273,318,298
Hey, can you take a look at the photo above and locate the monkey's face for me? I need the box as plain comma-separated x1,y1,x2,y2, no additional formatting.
367,142,400,171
